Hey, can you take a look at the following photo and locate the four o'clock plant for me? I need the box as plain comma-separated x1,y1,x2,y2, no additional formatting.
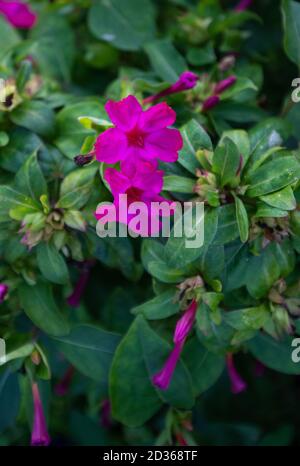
0,0,300,447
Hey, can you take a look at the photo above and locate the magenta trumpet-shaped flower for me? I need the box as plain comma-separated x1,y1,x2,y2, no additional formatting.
95,95,183,167
152,341,183,390
202,95,220,112
214,75,237,94
143,71,199,104
234,0,252,12
67,270,90,308
226,353,247,394
95,160,174,235
0,1,37,29
31,382,51,446
54,366,75,397
174,300,198,344
0,283,8,303
152,300,198,391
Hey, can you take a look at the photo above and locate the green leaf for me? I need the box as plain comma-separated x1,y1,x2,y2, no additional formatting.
225,305,270,331
144,39,186,81
179,120,212,174
10,101,55,138
182,337,225,396
30,14,75,82
0,186,40,218
234,196,249,243
220,129,250,167
212,205,240,245
0,17,20,58
36,242,69,285
54,325,121,387
163,175,195,193
0,370,20,434
164,205,215,268
88,0,156,51
246,156,300,198
14,152,48,201
57,165,97,209
255,203,288,218
246,244,281,299
110,316,194,427
248,333,300,374
131,290,178,320
147,260,187,284
19,282,70,337
212,138,240,188
282,0,300,67
0,128,42,173
54,100,105,158
260,186,296,211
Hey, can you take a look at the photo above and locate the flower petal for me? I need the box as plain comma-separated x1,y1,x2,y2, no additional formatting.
139,102,176,132
104,168,131,196
105,95,142,131
145,128,183,162
134,170,164,194
95,127,127,164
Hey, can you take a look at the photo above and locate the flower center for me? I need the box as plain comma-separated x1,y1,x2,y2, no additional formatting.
126,127,145,148
126,187,144,203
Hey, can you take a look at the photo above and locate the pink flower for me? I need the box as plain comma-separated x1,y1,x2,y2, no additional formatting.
174,300,198,344
31,382,51,446
95,161,174,235
234,0,252,12
214,75,237,94
226,353,247,394
95,95,183,167
54,366,75,397
152,300,198,391
152,341,183,390
143,71,199,104
202,95,220,112
0,1,37,29
0,283,8,303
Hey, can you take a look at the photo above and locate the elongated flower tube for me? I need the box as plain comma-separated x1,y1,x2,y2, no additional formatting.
67,267,91,308
0,1,37,29
174,300,198,344
226,353,247,394
143,71,199,104
234,0,252,12
0,283,8,303
152,341,183,390
152,300,198,390
202,95,220,112
54,366,75,396
31,382,51,446
214,75,237,94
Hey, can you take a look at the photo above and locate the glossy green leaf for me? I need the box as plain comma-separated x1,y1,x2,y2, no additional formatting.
179,120,212,174
234,196,249,243
55,325,121,386
110,316,194,427
131,290,178,320
88,0,156,51
14,152,48,201
212,138,240,188
57,165,97,209
10,101,55,138
260,185,296,211
19,282,70,337
36,242,69,285
282,0,300,66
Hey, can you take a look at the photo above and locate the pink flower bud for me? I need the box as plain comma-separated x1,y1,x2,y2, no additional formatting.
214,75,237,94
226,353,247,394
174,300,198,344
202,95,220,112
234,0,252,12
143,71,199,104
31,382,51,446
0,1,37,29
